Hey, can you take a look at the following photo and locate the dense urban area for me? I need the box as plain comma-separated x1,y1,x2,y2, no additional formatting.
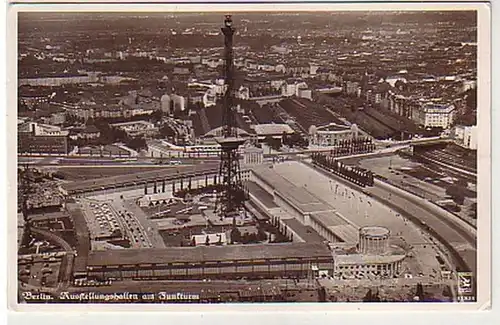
17,11,478,304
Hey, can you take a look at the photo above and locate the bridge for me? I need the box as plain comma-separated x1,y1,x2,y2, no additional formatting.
382,136,453,147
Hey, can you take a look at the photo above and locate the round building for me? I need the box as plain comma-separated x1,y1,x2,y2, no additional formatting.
359,226,390,255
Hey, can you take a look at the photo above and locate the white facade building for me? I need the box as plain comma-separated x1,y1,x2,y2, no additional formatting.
110,120,158,137
242,146,264,165
281,81,309,98
418,103,456,129
309,124,360,147
160,94,172,114
453,125,478,150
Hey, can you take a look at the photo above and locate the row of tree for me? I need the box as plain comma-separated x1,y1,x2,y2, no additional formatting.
328,137,376,157
329,144,376,157
282,132,309,148
311,152,374,187
230,227,268,244
362,283,427,302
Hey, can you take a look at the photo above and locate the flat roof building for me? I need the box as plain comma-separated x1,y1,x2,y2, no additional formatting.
76,242,335,281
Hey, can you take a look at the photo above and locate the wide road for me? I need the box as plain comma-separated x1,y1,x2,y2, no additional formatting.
20,228,75,292
61,163,220,194
18,156,219,167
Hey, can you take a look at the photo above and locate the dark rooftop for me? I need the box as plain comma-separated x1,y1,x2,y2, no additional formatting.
86,242,332,267
281,218,326,243
66,203,90,274
244,181,278,209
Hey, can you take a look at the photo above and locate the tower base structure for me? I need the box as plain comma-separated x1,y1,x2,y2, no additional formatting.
215,136,247,218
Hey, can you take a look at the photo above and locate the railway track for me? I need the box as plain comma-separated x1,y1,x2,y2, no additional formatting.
419,150,477,174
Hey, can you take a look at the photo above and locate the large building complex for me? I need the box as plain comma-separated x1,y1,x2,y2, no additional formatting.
309,123,360,147
18,122,69,154
74,242,334,280
417,103,456,129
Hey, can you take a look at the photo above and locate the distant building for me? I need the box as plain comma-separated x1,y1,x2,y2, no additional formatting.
49,112,66,125
203,58,223,69
309,123,360,147
173,66,191,75
333,254,405,280
309,65,319,75
242,145,264,165
252,123,294,141
388,94,420,120
171,94,187,112
281,81,309,97
203,126,250,139
462,80,477,93
147,139,222,158
160,94,172,114
18,72,100,87
270,78,286,90
417,103,456,129
137,192,174,207
297,88,312,100
453,125,478,150
285,65,310,76
275,64,286,74
18,122,69,154
236,86,250,100
110,120,158,137
344,81,361,96
68,125,101,140
19,94,52,110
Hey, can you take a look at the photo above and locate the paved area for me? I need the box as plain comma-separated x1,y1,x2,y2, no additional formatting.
318,277,454,302
258,161,445,278
358,155,448,200
84,174,224,249
87,189,167,249
306,160,476,274
345,154,477,227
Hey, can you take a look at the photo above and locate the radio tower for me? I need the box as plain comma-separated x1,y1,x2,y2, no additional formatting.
215,15,247,219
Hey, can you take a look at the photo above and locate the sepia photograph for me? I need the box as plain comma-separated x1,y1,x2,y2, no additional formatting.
6,1,491,312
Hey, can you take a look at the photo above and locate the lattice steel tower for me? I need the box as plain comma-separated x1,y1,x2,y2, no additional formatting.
215,15,247,218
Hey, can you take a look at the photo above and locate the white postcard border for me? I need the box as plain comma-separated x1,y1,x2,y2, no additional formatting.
5,0,493,314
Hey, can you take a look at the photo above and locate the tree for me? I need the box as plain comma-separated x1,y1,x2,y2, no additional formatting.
416,283,425,301
257,228,267,241
159,124,176,138
126,137,147,151
85,117,95,126
150,109,164,122
469,202,477,219
446,185,465,205
282,131,289,146
230,227,241,243
363,289,373,302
